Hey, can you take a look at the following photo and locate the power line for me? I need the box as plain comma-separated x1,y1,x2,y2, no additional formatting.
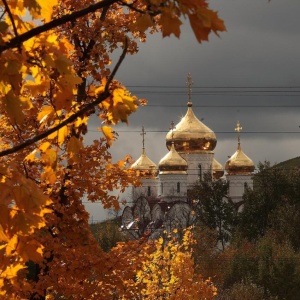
125,85,300,89
143,105,300,107
88,129,300,134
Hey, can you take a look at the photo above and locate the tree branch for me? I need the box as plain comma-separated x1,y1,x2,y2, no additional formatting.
0,0,118,53
1,0,20,51
0,40,128,158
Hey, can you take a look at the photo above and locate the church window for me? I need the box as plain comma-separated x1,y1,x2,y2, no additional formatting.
244,182,248,192
177,182,180,193
147,186,151,196
161,183,163,194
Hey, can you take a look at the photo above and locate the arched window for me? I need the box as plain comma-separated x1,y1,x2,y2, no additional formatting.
147,186,151,197
161,182,163,194
244,182,248,192
177,182,180,193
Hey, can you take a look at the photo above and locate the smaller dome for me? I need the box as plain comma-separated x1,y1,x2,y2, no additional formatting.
212,158,224,179
159,143,188,175
131,149,158,177
225,144,254,175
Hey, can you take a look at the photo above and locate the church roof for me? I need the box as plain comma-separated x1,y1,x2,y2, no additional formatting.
131,148,158,177
166,102,217,153
165,73,216,154
131,126,158,178
225,121,254,175
212,158,224,179
159,143,188,175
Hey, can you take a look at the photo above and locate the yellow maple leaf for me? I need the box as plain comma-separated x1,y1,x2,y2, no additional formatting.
24,0,58,22
37,106,55,123
67,136,83,162
2,91,25,125
42,148,57,169
39,141,51,152
6,234,18,256
0,224,8,242
101,126,115,146
58,125,69,146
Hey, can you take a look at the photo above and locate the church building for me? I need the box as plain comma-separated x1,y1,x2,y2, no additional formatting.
123,74,255,237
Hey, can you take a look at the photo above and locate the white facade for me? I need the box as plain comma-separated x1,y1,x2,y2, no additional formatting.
226,174,253,204
180,151,214,186
159,173,188,202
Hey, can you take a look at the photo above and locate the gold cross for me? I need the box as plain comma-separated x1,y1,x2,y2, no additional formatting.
170,121,175,140
141,126,146,149
235,121,242,144
186,72,193,105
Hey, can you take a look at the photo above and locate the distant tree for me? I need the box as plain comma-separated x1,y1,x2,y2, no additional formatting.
217,281,278,300
217,233,300,300
90,219,129,252
237,161,300,248
189,173,237,250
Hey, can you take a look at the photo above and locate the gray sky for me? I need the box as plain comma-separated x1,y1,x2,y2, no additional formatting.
85,0,300,222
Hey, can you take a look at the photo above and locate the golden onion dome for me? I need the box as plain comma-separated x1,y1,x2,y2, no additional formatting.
225,143,254,175
131,149,158,178
166,102,217,153
159,143,188,175
225,121,254,175
212,158,224,179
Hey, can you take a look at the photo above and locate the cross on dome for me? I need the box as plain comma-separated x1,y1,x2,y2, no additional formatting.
140,126,146,149
235,121,242,144
186,73,193,107
170,121,175,140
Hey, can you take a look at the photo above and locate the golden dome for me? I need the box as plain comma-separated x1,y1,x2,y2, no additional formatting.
159,143,188,175
131,149,158,177
212,158,224,179
225,121,254,175
166,103,217,153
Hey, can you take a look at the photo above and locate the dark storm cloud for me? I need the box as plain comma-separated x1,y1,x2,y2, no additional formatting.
86,0,300,220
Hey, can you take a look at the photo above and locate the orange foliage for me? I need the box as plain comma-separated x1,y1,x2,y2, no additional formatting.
0,0,225,297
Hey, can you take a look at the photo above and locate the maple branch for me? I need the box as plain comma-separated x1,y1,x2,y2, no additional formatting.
0,0,119,53
0,41,128,158
106,37,128,92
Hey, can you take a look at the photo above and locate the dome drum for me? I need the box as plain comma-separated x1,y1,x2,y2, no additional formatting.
133,167,159,178
225,163,254,175
166,138,216,153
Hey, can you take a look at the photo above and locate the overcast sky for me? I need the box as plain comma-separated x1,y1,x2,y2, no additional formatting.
85,0,300,222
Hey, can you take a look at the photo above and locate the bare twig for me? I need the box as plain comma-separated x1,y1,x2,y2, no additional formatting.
106,37,128,92
1,0,21,51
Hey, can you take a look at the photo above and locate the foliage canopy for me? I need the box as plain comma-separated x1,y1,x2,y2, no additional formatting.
0,0,225,298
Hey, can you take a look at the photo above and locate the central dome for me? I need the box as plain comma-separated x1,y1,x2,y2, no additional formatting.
166,103,217,153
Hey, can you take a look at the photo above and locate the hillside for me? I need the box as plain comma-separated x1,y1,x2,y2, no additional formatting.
274,156,300,171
